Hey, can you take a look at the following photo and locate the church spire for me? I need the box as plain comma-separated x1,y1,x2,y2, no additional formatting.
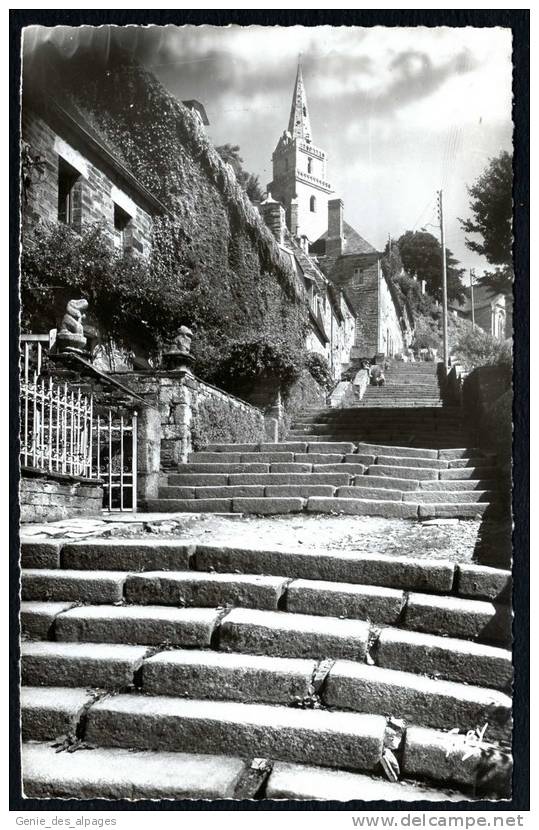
287,59,312,143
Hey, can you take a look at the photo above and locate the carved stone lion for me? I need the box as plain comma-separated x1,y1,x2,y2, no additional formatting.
57,298,88,352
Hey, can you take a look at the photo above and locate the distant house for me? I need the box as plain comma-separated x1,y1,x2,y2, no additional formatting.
449,284,511,340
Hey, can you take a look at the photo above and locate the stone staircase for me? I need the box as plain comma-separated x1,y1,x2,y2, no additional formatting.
354,360,446,408
147,441,504,520
20,537,512,800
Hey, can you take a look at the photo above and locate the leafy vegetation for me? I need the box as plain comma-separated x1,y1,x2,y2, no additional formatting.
460,151,513,269
215,144,265,202
22,44,308,387
304,352,333,390
395,230,465,303
451,326,512,373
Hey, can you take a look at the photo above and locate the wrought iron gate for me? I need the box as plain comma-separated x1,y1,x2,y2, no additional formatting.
96,411,138,512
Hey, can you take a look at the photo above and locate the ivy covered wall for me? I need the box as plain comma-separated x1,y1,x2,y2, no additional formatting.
22,42,308,388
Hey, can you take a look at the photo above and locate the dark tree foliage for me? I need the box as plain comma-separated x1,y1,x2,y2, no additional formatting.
460,151,513,267
396,230,465,302
216,143,265,202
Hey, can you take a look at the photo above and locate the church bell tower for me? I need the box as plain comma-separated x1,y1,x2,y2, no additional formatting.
267,61,333,243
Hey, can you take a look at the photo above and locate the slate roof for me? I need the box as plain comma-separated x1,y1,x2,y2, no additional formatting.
313,221,378,256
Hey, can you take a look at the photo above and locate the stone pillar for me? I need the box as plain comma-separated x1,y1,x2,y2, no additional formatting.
259,195,286,245
136,405,161,501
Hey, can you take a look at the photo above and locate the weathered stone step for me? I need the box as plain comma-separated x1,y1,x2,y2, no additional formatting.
402,491,494,504
375,455,449,470
194,544,455,591
202,442,309,453
403,593,511,644
22,569,128,603
264,761,470,802
61,539,193,572
168,472,352,487
22,743,246,800
284,578,404,623
306,498,419,518
324,662,511,741
160,484,337,500
142,649,316,704
402,726,512,795
21,600,75,638
124,571,287,610
440,467,499,480
84,694,386,772
375,627,512,690
21,641,149,688
220,607,370,661
21,686,95,741
357,443,439,459
354,475,498,493
54,605,221,646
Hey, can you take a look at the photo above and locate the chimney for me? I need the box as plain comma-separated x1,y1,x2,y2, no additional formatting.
289,197,299,237
326,198,344,256
259,193,286,245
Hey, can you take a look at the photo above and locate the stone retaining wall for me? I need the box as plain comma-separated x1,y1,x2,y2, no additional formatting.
110,370,266,501
20,473,103,523
462,365,512,475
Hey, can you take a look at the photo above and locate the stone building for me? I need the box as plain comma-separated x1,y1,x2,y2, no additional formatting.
449,284,511,341
22,92,167,257
267,63,412,361
258,195,356,380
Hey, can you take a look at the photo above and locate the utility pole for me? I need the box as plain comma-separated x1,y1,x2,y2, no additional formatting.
437,189,449,369
470,268,476,329
388,233,392,254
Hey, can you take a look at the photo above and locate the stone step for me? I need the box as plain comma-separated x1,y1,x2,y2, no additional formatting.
175,463,270,474
22,743,247,800
194,544,455,591
21,600,75,638
161,484,337,500
84,694,386,772
402,726,512,795
219,607,370,661
21,641,149,688
305,499,418,518
142,649,316,705
264,761,470,802
440,467,499,480
168,472,352,487
21,569,128,603
336,487,495,504
357,443,439,459
202,442,309,453
123,571,288,610
54,605,222,647
418,503,499,519
375,455,449,470
371,466,441,480
284,578,404,624
324,661,511,741
21,686,95,742
60,539,193,572
375,627,512,690
403,593,511,644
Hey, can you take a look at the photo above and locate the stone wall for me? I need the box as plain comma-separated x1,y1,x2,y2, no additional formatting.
462,366,512,474
20,473,103,523
22,107,153,256
110,370,266,501
379,273,406,358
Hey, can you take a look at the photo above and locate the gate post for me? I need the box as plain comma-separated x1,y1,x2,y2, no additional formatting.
136,404,161,502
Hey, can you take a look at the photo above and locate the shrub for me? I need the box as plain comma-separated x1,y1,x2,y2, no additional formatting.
452,327,512,373
304,352,332,389
212,337,304,395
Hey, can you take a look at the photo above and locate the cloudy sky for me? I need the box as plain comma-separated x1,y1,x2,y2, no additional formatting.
30,24,514,279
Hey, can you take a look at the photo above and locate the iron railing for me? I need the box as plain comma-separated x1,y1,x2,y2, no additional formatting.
20,372,94,478
20,338,138,512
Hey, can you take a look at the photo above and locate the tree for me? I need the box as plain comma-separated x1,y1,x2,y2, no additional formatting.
216,143,265,202
396,230,465,302
460,151,513,267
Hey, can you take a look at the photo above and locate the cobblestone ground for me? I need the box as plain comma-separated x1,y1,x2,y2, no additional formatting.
20,512,511,566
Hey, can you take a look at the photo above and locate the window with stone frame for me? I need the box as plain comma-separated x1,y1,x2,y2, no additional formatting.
57,157,81,230
310,195,316,212
113,202,132,253
307,157,313,174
